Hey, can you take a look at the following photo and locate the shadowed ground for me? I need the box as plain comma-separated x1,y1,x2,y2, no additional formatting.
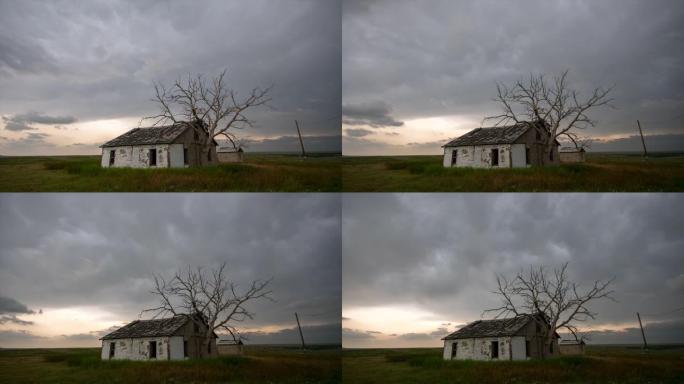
342,153,684,192
0,345,341,384
342,345,684,384
0,154,341,192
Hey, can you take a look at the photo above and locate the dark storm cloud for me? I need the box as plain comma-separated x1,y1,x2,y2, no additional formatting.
242,323,341,345
344,128,373,138
342,101,404,128
243,135,342,153
2,112,77,131
343,0,684,152
0,0,340,149
0,194,341,345
343,194,684,343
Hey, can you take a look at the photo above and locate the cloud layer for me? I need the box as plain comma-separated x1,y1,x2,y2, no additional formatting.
0,194,341,347
0,0,341,155
342,194,684,347
343,0,684,154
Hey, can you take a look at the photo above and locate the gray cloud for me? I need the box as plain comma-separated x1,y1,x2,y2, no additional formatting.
2,112,77,131
342,101,404,128
343,0,684,154
0,194,341,346
241,135,342,153
0,296,36,325
242,323,341,345
343,194,684,344
0,0,340,152
344,128,374,138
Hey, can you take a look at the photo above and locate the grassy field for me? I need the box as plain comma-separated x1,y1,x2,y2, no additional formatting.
342,153,684,191
342,345,684,384
0,154,341,192
0,345,341,384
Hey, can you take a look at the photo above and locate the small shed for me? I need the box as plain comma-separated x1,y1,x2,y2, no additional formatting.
217,339,244,355
442,121,560,168
559,339,585,355
442,314,560,361
559,147,586,163
100,121,218,168
100,315,217,361
217,146,245,163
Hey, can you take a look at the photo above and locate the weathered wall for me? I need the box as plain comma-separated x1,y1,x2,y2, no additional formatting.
101,145,171,168
217,344,243,355
443,337,513,361
559,151,585,163
217,151,244,163
559,343,584,355
101,337,174,361
172,128,218,167
443,144,513,168
175,320,218,359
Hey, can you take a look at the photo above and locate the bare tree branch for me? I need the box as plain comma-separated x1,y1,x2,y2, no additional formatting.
142,262,273,357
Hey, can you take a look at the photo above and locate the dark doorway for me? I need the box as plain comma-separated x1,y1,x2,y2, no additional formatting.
149,149,157,166
149,341,157,359
183,148,188,165
451,342,458,359
491,341,499,358
451,150,457,166
525,340,530,357
109,150,115,166
109,342,115,359
184,340,188,357
491,148,499,166
525,148,530,165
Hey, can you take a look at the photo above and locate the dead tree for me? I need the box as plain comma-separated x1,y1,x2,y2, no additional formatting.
143,70,272,165
485,70,613,165
142,263,272,357
484,263,614,358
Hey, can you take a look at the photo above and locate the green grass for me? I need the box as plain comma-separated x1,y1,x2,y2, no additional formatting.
342,345,684,384
0,154,341,192
0,346,341,384
342,153,684,191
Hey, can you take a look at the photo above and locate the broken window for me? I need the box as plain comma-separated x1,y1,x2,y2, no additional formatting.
207,342,211,354
207,150,212,162
491,148,499,166
451,342,458,359
109,342,115,359
149,341,157,359
491,341,499,358
149,149,157,166
549,149,554,161
549,342,554,354
183,148,188,165
451,149,457,166
109,150,115,166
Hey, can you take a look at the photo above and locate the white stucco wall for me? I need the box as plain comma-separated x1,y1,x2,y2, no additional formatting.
443,144,514,169
510,144,527,168
510,336,527,360
101,337,182,361
101,144,172,168
168,336,185,360
443,337,515,361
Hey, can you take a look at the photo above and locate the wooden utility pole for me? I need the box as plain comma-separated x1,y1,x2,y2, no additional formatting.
637,120,648,158
294,120,307,158
637,312,648,351
295,312,306,349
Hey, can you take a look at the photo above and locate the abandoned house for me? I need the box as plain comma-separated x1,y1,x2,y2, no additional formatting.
100,121,218,168
217,146,245,163
217,339,244,355
559,339,586,355
442,314,560,361
100,314,217,361
559,146,586,163
442,122,560,168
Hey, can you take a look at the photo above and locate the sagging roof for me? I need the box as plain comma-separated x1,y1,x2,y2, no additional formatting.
443,123,532,147
101,315,190,340
442,314,534,340
100,123,192,148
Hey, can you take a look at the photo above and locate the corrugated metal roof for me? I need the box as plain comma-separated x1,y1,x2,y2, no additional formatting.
442,315,533,340
443,123,532,147
100,123,191,147
101,316,189,340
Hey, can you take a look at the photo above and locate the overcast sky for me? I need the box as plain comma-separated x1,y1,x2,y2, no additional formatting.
342,194,684,348
343,0,684,155
0,194,341,348
0,0,341,155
